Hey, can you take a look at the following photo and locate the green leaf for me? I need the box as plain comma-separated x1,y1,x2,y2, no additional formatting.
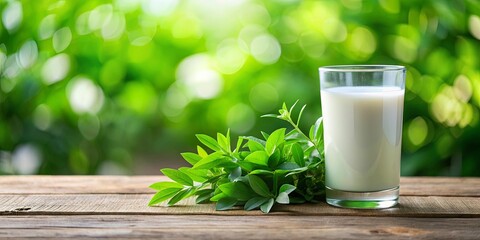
161,168,194,186
249,169,273,175
289,100,299,114
260,198,274,213
309,125,315,141
244,197,269,211
180,152,202,166
248,174,272,198
313,117,323,140
268,148,282,168
216,197,237,211
148,188,182,206
228,166,242,181
247,140,264,152
149,181,184,191
179,167,208,183
197,146,208,158
261,131,270,140
217,132,230,153
192,152,224,169
195,189,214,204
296,104,307,126
168,188,195,206
291,143,305,167
210,192,228,202
196,134,221,152
235,137,244,153
244,151,269,166
265,128,286,155
276,192,289,204
261,113,279,118
218,182,256,201
277,162,300,170
279,184,296,194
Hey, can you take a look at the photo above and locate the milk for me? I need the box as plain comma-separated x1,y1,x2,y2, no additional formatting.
321,86,404,192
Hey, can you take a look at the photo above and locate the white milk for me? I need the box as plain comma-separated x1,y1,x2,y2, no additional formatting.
321,86,404,192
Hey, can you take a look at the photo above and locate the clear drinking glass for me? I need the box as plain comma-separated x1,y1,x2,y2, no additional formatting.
319,65,406,209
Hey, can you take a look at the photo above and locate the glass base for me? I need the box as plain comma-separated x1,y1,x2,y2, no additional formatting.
326,186,399,209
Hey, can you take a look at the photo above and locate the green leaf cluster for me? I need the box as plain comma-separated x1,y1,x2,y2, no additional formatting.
148,101,325,213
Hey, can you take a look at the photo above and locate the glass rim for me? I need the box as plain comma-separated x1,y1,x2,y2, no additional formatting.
319,65,405,72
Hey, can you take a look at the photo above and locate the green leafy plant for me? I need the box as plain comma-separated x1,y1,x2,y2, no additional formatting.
148,101,325,213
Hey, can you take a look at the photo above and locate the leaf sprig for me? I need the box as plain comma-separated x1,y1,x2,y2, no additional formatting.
148,101,325,213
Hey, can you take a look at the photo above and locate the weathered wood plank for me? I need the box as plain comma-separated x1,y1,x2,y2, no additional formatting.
1,176,479,196
0,215,478,239
0,194,479,217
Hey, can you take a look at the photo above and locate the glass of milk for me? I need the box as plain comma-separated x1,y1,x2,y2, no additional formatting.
319,65,406,209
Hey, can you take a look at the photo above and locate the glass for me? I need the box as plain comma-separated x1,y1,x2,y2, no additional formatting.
319,65,406,209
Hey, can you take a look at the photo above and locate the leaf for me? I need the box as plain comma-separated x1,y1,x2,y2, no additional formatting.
289,100,299,114
296,104,307,126
148,188,181,206
149,181,184,191
168,187,195,206
313,117,323,140
276,192,289,204
179,167,208,183
218,182,256,201
277,162,300,170
309,125,315,141
261,113,279,118
228,166,242,181
265,128,286,155
180,152,202,166
192,152,224,169
197,146,208,158
279,184,296,194
247,140,264,152
196,134,221,152
210,192,228,202
217,132,230,153
291,143,305,167
248,174,272,198
195,189,214,204
260,198,274,213
161,168,194,186
249,169,273,175
244,197,269,211
268,148,282,168
235,137,244,153
261,131,270,141
216,197,237,211
244,151,269,166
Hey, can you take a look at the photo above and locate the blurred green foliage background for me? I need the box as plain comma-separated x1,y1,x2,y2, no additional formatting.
1,0,479,176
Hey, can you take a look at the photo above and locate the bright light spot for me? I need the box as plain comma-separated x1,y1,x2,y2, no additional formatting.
52,27,72,52
215,39,246,74
349,27,376,57
41,53,70,85
227,103,256,134
33,104,52,131
115,0,141,13
392,36,417,63
408,117,428,146
322,18,347,43
78,114,101,140
67,76,105,114
88,4,113,31
249,82,279,112
76,11,91,35
101,12,125,40
238,24,265,53
171,16,202,39
2,1,23,33
0,50,6,74
176,54,223,99
3,54,20,79
38,14,56,39
141,0,178,17
18,40,38,68
453,75,472,103
12,144,41,175
431,86,463,127
239,4,271,27
468,15,480,40
250,34,281,65
163,83,191,118
299,31,326,59
379,0,400,14
341,0,362,11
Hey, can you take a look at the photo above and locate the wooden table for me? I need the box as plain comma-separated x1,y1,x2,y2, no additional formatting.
1,176,479,239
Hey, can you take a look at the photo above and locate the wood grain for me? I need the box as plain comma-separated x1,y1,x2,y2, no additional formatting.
1,193,479,217
0,215,478,239
1,176,479,196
